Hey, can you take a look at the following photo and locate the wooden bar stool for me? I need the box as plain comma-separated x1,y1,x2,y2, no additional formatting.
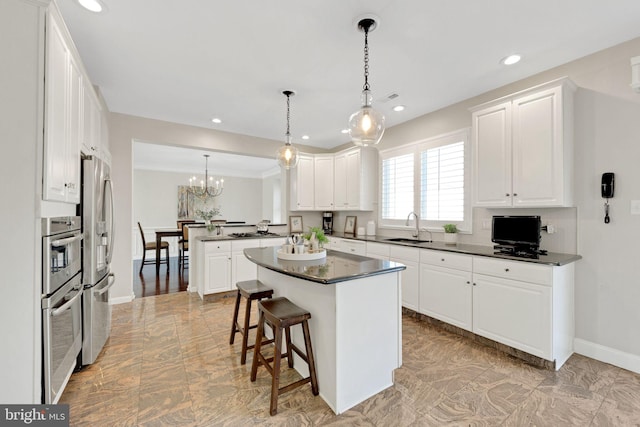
229,280,274,365
250,297,319,416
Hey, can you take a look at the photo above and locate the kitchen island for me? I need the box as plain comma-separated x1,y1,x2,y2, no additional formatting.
243,246,406,414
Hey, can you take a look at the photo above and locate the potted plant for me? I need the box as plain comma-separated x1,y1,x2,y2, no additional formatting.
196,207,221,232
303,226,329,251
443,223,458,245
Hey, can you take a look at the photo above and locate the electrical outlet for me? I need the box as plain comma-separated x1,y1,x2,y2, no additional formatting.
482,220,491,230
547,224,556,234
631,200,640,215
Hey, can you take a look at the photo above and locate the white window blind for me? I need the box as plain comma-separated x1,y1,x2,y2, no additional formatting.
381,153,414,220
421,141,464,221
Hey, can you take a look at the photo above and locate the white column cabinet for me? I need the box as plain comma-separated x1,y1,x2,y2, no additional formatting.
82,79,102,158
471,78,575,208
43,9,80,203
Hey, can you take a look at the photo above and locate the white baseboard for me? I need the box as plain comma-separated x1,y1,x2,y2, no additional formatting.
574,338,640,374
109,293,135,305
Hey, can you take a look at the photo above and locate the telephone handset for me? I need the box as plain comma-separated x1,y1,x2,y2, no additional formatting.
601,172,615,223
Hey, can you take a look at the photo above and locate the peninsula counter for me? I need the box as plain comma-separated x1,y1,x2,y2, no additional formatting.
243,246,406,414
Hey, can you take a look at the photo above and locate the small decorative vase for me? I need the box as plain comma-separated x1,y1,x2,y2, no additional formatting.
444,233,457,245
206,220,215,232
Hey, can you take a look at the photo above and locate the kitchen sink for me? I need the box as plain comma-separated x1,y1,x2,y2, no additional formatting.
384,238,432,244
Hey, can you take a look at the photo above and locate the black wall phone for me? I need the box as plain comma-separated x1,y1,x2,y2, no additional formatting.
601,172,615,223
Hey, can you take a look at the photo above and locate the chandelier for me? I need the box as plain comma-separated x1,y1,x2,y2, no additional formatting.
276,90,300,170
188,154,224,199
349,16,385,147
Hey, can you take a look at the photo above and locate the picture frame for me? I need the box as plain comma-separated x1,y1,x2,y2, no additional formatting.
344,216,357,234
289,216,303,233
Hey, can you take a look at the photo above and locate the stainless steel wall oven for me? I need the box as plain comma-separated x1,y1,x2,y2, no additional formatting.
41,216,83,404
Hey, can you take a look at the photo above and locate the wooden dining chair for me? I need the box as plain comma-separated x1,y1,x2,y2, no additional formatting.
178,221,194,270
138,222,170,274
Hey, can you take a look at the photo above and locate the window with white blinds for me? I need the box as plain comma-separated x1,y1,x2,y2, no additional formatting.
379,128,471,231
421,141,464,221
381,153,414,220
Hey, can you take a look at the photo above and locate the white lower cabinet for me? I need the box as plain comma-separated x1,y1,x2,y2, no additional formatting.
391,246,420,312
472,273,551,359
416,252,573,368
203,241,231,295
419,250,473,331
231,240,259,286
200,238,286,297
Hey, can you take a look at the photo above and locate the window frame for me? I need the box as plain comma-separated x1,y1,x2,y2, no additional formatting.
378,128,472,233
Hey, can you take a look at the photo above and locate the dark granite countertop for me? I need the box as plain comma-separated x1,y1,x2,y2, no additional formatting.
195,233,286,242
243,246,406,284
328,232,582,266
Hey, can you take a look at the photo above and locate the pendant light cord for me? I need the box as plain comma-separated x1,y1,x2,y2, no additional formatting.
286,92,291,142
363,26,370,91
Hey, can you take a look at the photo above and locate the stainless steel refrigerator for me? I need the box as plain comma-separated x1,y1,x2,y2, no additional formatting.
80,155,115,365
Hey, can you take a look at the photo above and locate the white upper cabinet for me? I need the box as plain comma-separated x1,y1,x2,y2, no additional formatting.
333,147,377,211
43,8,80,203
290,147,378,212
314,155,334,210
290,154,315,210
471,78,576,208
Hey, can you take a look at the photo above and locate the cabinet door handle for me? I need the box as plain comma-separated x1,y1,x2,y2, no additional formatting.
505,193,510,197
441,258,445,262
505,268,510,272
466,281,470,284
472,282,476,286
513,193,518,197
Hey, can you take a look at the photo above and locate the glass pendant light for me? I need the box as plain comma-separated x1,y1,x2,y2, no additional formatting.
276,90,300,169
349,17,385,147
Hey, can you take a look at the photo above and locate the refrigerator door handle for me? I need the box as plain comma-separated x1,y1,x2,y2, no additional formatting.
105,177,115,265
96,273,115,296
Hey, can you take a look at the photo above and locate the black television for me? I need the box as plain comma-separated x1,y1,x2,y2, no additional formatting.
491,215,541,250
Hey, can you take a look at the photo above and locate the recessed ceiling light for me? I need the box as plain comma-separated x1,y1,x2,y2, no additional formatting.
77,0,104,13
211,118,222,124
500,54,522,66
301,135,310,140
393,105,405,112
341,129,349,134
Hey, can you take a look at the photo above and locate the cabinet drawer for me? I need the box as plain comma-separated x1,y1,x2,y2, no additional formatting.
231,239,261,252
205,240,231,254
420,249,472,271
339,239,366,256
366,242,390,258
390,245,419,262
473,257,551,286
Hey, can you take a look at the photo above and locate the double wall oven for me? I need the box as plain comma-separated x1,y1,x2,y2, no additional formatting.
41,216,83,404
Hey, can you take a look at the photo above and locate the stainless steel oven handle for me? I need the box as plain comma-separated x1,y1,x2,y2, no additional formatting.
50,234,83,246
51,288,82,317
96,273,116,296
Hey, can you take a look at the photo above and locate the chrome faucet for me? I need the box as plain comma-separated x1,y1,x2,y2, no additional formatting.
406,212,420,238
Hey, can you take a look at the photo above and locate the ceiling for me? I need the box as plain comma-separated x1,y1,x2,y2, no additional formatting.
58,0,640,155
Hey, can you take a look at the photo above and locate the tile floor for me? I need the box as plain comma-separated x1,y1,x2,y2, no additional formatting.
61,292,640,426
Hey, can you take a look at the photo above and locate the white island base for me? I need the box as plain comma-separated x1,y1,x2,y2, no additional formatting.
257,266,402,414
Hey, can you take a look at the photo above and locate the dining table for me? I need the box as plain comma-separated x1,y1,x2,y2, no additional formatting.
155,229,183,274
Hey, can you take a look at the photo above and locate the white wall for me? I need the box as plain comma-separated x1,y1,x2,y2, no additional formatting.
573,89,640,368
1,0,43,404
